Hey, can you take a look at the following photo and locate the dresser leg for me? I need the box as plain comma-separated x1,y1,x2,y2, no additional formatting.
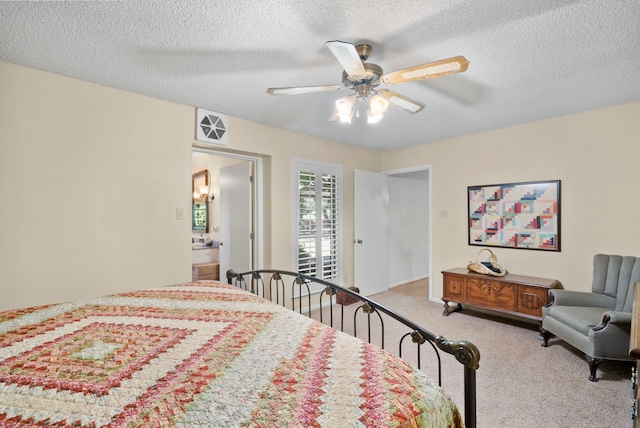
443,301,462,316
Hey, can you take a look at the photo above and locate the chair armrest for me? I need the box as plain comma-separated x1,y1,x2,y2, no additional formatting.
548,289,614,308
591,310,632,332
602,310,632,324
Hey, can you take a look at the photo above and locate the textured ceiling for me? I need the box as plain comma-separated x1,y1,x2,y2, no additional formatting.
1,1,639,152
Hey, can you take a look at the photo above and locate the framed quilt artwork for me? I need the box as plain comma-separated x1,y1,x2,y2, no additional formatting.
468,180,560,251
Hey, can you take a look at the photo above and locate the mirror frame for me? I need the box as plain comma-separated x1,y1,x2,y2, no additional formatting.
192,170,209,233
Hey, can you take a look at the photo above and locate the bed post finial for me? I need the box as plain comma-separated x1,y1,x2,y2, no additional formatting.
434,336,480,370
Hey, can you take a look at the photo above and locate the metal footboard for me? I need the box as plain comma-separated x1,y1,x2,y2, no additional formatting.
227,269,479,428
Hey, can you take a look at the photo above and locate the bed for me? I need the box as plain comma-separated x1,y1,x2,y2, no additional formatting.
0,270,479,427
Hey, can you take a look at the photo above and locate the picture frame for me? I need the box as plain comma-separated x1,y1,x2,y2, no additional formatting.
468,180,560,251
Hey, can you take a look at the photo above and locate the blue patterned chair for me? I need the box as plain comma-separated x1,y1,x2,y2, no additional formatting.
540,254,640,381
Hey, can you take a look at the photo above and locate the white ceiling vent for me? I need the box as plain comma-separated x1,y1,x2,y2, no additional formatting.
195,108,228,145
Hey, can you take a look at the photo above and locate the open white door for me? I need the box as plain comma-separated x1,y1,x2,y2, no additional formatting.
354,169,389,296
220,161,253,278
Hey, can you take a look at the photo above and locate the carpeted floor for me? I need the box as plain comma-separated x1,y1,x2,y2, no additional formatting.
351,287,633,428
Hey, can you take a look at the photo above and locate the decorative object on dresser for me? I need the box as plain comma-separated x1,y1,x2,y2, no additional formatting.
541,254,640,381
468,180,560,251
466,248,507,276
442,268,560,321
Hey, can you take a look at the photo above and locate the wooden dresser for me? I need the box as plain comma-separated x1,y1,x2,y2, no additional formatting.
442,268,560,321
629,284,640,427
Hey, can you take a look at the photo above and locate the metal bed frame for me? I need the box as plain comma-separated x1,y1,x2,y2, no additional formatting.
227,269,480,428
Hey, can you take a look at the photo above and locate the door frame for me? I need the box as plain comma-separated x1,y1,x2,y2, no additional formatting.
354,169,389,296
383,164,432,299
192,146,263,273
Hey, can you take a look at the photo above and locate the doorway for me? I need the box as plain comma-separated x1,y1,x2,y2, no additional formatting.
354,166,431,297
191,148,262,277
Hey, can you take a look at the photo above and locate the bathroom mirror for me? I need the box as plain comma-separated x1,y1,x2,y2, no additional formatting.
192,170,209,233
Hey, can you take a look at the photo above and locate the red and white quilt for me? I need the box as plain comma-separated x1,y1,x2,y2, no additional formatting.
0,281,462,427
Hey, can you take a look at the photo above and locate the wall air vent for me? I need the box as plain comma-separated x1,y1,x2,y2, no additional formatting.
195,108,228,145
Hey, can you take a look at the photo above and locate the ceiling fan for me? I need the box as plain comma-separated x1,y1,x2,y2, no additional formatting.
267,41,469,124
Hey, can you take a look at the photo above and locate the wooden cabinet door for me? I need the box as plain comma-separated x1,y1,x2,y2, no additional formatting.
467,278,516,311
517,285,547,317
443,275,466,301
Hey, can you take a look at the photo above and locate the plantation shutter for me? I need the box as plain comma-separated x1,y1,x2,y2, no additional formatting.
293,159,341,282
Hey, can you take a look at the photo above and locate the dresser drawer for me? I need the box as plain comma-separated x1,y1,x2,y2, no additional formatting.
466,278,517,312
517,285,548,317
443,275,466,300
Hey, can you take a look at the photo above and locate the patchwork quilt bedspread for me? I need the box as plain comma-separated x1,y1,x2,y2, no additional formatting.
0,281,462,427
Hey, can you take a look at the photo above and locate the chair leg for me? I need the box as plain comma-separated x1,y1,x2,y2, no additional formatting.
539,327,550,347
586,355,603,382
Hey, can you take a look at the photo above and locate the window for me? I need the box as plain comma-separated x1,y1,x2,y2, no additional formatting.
292,158,342,283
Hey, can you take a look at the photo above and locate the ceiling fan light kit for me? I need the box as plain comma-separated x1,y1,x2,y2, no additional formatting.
335,95,355,123
367,94,389,123
267,40,469,124
369,94,389,114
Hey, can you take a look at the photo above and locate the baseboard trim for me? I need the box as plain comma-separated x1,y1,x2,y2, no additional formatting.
389,276,429,290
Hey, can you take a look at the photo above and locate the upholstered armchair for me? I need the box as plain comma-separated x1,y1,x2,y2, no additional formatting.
540,254,640,381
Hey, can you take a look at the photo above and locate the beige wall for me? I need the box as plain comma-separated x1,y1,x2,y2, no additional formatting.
0,61,381,311
0,62,194,310
209,116,382,280
2,60,639,311
382,101,640,298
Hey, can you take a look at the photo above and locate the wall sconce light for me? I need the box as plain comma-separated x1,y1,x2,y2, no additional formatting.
193,185,215,203
202,186,215,204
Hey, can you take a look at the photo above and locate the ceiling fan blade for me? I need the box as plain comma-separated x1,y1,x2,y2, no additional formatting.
377,89,425,114
326,40,366,78
381,56,469,85
266,84,343,96
327,112,339,122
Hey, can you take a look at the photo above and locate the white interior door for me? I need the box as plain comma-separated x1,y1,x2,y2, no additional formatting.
354,169,389,296
220,161,253,277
